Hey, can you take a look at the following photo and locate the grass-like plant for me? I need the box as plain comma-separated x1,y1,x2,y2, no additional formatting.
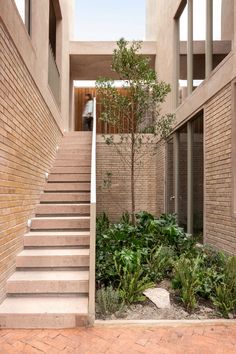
211,256,236,317
172,256,202,311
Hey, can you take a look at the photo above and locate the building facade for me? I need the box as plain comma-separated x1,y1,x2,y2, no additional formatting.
147,0,236,254
0,0,236,326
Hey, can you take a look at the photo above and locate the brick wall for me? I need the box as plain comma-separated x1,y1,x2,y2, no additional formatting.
0,22,62,302
96,136,165,222
205,84,236,254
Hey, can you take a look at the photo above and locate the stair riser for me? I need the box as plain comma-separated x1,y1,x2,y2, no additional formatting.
56,153,91,160
31,219,90,230
40,193,90,203
24,235,90,247
44,183,90,192
16,255,89,268
53,160,91,167
48,174,91,182
0,314,89,328
59,142,92,148
7,280,89,294
50,167,91,174
35,204,90,215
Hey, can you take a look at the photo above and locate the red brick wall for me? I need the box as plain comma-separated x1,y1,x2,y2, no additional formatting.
205,84,236,254
0,22,62,302
96,136,165,222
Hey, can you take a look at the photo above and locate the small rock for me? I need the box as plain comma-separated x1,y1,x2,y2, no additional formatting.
143,288,171,309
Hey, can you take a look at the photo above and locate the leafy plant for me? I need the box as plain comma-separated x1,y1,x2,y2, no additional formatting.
96,213,110,235
172,256,202,311
96,286,124,317
146,245,175,283
114,249,154,304
211,256,236,317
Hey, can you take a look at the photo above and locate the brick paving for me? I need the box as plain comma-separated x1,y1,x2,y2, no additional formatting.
0,324,236,354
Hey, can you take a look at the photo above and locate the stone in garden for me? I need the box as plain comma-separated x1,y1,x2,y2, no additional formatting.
143,288,171,309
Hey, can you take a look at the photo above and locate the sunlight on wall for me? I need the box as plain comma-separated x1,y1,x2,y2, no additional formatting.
14,0,25,23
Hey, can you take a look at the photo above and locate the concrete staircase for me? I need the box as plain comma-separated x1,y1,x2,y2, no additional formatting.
0,132,93,328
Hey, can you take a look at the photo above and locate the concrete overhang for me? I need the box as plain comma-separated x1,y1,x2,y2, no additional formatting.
179,40,232,80
70,41,156,80
180,40,231,55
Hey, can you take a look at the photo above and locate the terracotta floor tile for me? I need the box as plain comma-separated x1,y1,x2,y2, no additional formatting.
0,324,235,354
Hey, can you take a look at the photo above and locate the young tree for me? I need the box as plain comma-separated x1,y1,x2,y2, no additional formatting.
96,39,174,224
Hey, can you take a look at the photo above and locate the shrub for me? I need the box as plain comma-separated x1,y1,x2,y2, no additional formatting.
211,256,236,317
96,286,124,317
114,249,154,304
146,245,175,283
172,256,202,311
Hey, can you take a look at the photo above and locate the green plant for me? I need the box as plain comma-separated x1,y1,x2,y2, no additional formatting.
172,256,202,311
96,286,124,317
96,213,110,235
211,256,236,317
146,245,175,283
114,249,154,304
96,39,174,223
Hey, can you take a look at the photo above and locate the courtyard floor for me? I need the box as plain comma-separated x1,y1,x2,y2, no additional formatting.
0,323,236,353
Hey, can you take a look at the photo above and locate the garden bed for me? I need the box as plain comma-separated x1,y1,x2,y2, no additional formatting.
96,212,236,321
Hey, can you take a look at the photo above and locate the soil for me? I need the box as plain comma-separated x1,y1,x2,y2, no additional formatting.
96,280,232,321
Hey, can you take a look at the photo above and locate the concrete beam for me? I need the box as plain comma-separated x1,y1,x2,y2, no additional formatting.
70,41,157,55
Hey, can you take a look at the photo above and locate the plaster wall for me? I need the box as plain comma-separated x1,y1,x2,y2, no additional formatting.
145,0,158,40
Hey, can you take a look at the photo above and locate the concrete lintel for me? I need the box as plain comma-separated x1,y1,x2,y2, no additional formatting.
180,40,231,55
70,41,157,56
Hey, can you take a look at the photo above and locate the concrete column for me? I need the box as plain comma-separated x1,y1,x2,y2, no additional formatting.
187,0,193,95
187,121,193,234
173,19,180,108
173,132,180,217
205,0,213,77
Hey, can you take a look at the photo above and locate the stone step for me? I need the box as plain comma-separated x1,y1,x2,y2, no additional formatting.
35,204,90,216
24,231,90,247
50,166,91,174
59,141,92,147
7,270,89,294
40,192,90,203
44,182,90,192
58,145,92,152
64,131,92,137
53,159,91,167
16,249,89,268
56,152,91,160
48,173,91,182
0,296,88,328
31,216,90,230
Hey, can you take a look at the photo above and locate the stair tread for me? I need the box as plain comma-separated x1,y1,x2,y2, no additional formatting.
25,231,90,236
8,270,89,282
18,249,89,256
31,216,90,220
0,296,88,314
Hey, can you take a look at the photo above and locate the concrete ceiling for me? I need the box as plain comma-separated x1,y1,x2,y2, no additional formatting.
70,41,157,80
